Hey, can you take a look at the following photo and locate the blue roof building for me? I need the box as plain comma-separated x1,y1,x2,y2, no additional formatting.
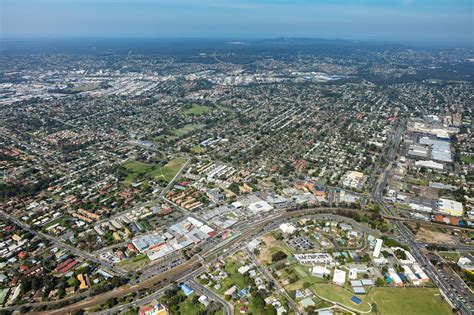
181,284,194,296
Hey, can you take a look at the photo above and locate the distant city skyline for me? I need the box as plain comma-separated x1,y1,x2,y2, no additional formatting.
1,0,473,46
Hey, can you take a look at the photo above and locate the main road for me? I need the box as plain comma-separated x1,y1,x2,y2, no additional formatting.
32,207,370,314
370,118,473,314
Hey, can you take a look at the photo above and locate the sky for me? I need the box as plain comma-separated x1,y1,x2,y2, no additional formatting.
1,0,473,46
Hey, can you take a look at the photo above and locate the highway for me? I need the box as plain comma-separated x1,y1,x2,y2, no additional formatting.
33,208,363,314
370,118,473,314
8,118,468,314
394,220,473,314
28,202,473,314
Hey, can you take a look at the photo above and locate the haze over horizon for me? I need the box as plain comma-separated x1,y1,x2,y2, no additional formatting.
1,0,473,47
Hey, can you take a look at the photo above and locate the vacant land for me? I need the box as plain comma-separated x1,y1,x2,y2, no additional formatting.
406,177,429,186
258,235,291,265
118,253,150,272
415,227,456,245
122,157,187,183
150,157,187,182
178,295,208,314
184,104,212,115
122,160,152,183
191,145,207,153
285,275,325,291
42,216,71,231
438,251,461,263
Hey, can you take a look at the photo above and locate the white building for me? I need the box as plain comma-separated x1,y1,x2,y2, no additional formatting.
198,295,210,307
457,257,474,272
402,265,421,286
248,201,274,213
295,253,333,265
311,266,330,278
238,265,251,275
388,268,403,286
332,269,346,286
279,223,296,234
412,264,429,282
373,239,383,258
349,268,358,280
415,160,443,171
438,198,464,217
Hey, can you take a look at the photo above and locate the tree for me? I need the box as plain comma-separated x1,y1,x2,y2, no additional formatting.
372,302,378,314
375,278,385,286
271,251,287,262
254,292,265,309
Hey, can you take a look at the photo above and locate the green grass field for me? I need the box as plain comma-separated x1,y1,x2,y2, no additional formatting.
406,177,429,186
293,264,310,278
438,251,461,263
369,287,452,315
118,253,150,271
123,160,150,172
122,160,153,183
309,283,372,312
285,276,325,291
216,261,251,295
149,157,187,182
179,296,207,314
461,155,474,164
172,123,204,137
190,145,207,153
304,283,452,314
122,157,187,184
184,104,212,115
42,216,70,231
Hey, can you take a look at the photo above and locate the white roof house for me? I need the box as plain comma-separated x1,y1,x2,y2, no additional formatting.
198,295,210,307
238,265,251,275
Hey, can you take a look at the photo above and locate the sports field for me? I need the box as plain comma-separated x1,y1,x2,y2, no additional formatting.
369,287,452,315
149,157,188,182
172,123,204,137
305,284,452,314
184,104,212,115
122,157,187,183
122,160,152,183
